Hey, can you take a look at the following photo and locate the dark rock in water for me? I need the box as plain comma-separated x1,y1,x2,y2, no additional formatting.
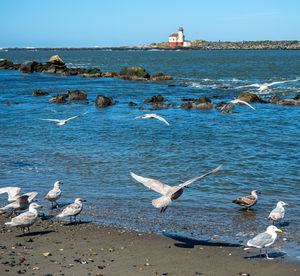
222,110,236,114
19,61,37,73
215,102,234,110
49,94,68,103
79,68,102,78
168,84,176,87
138,106,147,110
151,73,173,81
119,66,150,79
151,103,174,108
144,94,167,103
238,92,266,103
67,90,87,100
180,102,194,109
276,98,300,106
179,98,196,102
95,95,116,108
128,101,138,106
0,59,17,70
32,89,49,96
268,95,280,104
294,93,300,100
43,55,67,74
48,55,65,65
193,97,213,110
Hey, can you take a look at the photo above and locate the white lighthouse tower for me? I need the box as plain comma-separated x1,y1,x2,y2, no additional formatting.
178,26,184,44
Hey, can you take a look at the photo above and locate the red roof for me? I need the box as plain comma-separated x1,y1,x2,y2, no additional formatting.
169,33,178,37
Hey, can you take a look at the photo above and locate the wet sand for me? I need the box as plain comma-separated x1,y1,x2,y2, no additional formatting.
0,215,298,276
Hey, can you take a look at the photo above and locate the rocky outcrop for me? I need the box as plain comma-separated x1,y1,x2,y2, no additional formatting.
144,94,167,103
102,71,118,78
128,102,138,106
95,95,116,108
150,73,173,81
151,103,174,108
67,90,87,101
49,94,68,103
180,97,213,110
0,59,19,70
237,92,266,103
32,89,49,96
19,61,38,73
119,66,150,80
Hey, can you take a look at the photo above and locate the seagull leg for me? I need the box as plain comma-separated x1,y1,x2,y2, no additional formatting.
259,249,263,258
265,249,274,260
160,206,168,213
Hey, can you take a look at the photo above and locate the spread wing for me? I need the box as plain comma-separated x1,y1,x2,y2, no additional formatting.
235,83,260,89
175,165,222,192
0,187,21,201
66,112,87,122
231,99,255,110
130,172,171,195
40,118,61,122
23,192,38,202
269,79,299,86
153,115,170,126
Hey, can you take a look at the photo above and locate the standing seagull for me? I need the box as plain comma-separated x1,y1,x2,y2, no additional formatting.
232,190,261,210
235,78,299,92
5,203,42,233
44,181,63,209
267,201,288,225
135,113,170,126
244,225,282,260
56,198,85,222
130,165,222,213
40,112,87,126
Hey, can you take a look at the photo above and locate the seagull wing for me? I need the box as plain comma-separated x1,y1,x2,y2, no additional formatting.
232,99,255,110
65,112,87,121
176,165,222,191
247,232,274,248
153,115,170,126
233,195,256,206
235,84,260,89
40,119,61,122
268,79,299,86
130,172,171,195
0,187,21,201
58,202,81,217
23,192,38,203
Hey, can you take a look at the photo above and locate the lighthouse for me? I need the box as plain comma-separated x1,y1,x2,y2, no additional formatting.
168,26,190,47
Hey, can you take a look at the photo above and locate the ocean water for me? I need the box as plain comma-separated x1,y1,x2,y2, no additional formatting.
0,50,299,260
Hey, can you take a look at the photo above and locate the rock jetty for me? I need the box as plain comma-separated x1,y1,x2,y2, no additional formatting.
0,56,172,81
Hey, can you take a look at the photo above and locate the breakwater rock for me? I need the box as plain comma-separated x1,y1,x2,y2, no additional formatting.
0,56,172,82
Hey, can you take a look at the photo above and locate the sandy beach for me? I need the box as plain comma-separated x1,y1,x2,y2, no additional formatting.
0,215,298,276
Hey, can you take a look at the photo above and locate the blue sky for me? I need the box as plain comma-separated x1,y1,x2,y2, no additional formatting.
0,0,299,47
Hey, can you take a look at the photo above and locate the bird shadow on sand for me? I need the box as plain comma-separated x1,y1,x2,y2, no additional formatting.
16,230,54,237
163,232,242,249
244,251,286,259
63,220,92,226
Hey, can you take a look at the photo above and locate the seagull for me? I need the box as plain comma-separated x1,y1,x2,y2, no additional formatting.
56,198,85,222
232,190,260,210
243,225,282,260
44,181,63,209
5,203,42,233
267,201,288,225
235,79,299,92
0,187,38,216
130,165,222,213
40,112,88,126
221,99,255,111
135,113,170,126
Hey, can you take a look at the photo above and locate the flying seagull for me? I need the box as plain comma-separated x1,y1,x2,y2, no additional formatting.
44,181,63,209
243,225,282,260
40,112,88,126
130,165,222,213
5,203,42,233
56,198,86,222
235,78,299,92
135,113,170,126
232,190,260,210
267,201,288,225
0,187,38,203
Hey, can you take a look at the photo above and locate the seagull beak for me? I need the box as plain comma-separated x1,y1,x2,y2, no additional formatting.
277,229,283,233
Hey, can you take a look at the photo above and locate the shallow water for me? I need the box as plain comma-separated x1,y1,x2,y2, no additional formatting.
0,49,299,260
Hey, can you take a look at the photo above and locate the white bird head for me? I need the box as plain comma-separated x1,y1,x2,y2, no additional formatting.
252,190,261,196
54,181,63,188
266,225,282,234
29,203,42,210
277,201,288,207
75,198,86,203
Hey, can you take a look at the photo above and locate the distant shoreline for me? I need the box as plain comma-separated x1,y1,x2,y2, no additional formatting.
1,41,300,51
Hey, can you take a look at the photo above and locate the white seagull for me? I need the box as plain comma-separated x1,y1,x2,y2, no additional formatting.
0,187,38,215
244,225,282,260
130,165,222,213
40,112,88,126
235,78,299,92
5,203,42,233
221,99,255,111
44,181,63,208
135,113,170,126
267,201,288,225
56,198,85,222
